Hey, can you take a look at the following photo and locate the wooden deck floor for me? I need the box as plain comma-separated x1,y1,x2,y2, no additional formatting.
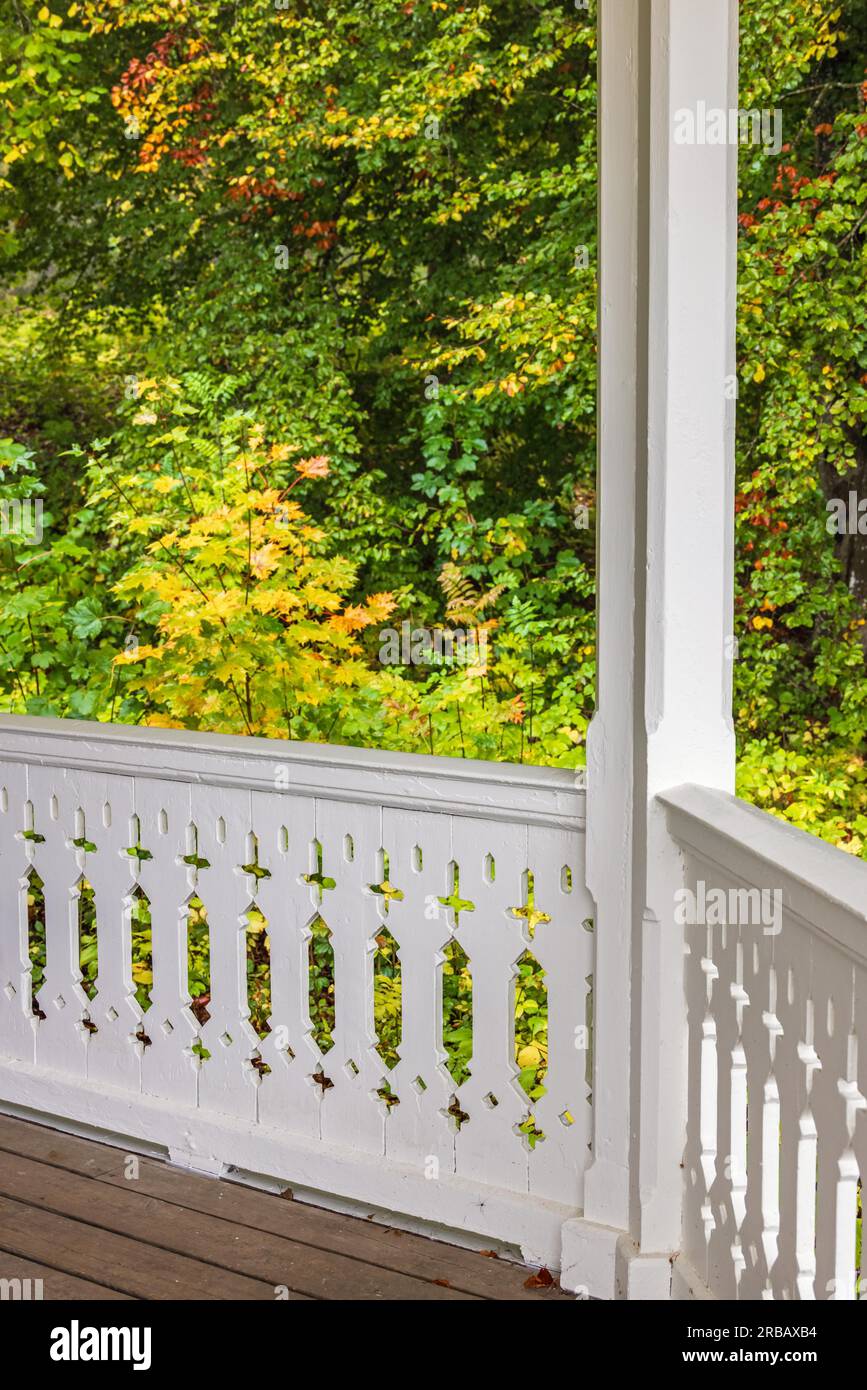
0,1113,566,1300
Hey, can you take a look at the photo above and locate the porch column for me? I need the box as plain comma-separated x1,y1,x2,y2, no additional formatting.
579,0,738,1295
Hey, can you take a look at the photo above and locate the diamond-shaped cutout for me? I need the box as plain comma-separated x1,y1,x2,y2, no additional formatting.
53,994,66,1011
161,1018,174,1036
76,875,98,1002
483,1091,499,1109
515,949,547,1099
345,1058,359,1077
106,1006,119,1023
308,916,335,1054
412,1075,427,1093
244,903,271,1039
25,865,45,1015
4,982,16,1001
186,894,211,1024
559,1109,574,1127
129,883,153,1012
220,1031,233,1048
441,937,472,1086
373,927,401,1070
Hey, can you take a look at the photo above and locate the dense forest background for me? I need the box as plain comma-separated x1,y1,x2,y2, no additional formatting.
1,1,866,854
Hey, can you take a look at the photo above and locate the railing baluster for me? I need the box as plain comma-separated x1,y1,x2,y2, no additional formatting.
316,799,385,1157
74,770,142,1092
0,763,34,1063
136,777,199,1107
0,720,590,1264
28,766,89,1078
193,784,259,1122
382,808,454,1179
253,789,322,1140
528,824,594,1207
454,823,529,1197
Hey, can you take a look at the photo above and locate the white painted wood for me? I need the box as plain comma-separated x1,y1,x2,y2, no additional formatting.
586,0,739,1257
0,719,594,1262
0,715,583,831
135,777,199,1108
252,790,322,1141
0,1054,571,1269
0,763,36,1063
528,825,594,1208
27,765,90,1078
664,785,867,1300
316,799,386,1157
70,770,142,1093
381,808,455,1180
454,822,531,1195
192,783,260,1122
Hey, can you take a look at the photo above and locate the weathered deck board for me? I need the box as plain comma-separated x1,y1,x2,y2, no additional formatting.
0,1114,564,1301
0,1255,134,1300
0,1194,291,1300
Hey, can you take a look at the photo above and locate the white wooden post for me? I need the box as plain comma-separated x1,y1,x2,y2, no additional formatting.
566,0,739,1298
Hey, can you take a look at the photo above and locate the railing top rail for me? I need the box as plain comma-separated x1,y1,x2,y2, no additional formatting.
660,783,867,966
0,714,585,831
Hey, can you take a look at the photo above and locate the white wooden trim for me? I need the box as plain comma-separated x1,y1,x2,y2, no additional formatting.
663,784,867,1300
0,715,595,1272
0,715,584,831
660,784,867,966
586,0,739,1261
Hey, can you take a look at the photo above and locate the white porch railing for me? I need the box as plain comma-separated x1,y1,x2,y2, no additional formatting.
0,715,592,1269
662,786,867,1301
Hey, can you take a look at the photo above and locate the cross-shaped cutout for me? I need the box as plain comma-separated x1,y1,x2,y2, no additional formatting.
181,824,210,875
241,832,272,886
509,871,551,940
368,850,404,915
125,813,153,865
303,839,336,903
71,808,97,858
438,862,475,931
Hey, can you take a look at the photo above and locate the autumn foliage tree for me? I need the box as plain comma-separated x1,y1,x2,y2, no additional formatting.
1,1,866,844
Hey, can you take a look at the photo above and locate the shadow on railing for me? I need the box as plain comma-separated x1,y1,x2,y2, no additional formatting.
662,785,867,1301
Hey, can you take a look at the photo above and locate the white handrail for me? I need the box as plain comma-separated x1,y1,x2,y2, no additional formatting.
0,715,585,831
